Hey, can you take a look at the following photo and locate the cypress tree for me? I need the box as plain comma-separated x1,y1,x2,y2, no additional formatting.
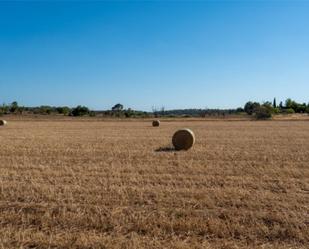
273,98,277,108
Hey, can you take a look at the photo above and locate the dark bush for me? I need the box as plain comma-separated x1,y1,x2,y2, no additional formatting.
71,106,90,116
56,106,71,115
39,106,53,115
282,108,295,114
254,106,272,120
9,101,19,113
236,107,244,113
244,101,260,115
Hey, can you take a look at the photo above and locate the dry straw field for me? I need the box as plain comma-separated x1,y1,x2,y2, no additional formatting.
0,118,308,249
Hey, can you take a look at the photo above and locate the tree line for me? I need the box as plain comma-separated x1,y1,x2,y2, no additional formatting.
244,98,309,119
0,98,308,118
0,102,150,118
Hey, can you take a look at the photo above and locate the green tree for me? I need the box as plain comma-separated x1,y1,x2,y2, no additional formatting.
244,101,260,115
285,98,293,109
273,98,277,108
285,99,307,113
124,108,134,118
39,106,53,115
71,106,90,116
56,106,71,115
282,108,295,114
9,101,19,113
297,103,307,113
112,103,124,112
254,106,272,120
236,107,244,113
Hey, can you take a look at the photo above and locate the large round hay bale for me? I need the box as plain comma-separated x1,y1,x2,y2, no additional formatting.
152,120,160,127
0,120,7,126
172,128,195,150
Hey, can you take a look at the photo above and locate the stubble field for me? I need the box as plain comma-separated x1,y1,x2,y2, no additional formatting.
0,119,308,249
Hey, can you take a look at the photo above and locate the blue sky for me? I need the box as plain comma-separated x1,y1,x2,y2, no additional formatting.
0,1,308,110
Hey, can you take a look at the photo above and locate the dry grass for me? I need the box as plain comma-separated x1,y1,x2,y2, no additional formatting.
0,119,308,249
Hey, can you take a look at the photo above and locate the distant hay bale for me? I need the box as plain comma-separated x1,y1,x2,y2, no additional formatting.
152,120,160,127
0,120,7,126
172,128,195,150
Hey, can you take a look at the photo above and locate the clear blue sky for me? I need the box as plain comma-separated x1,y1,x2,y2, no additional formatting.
0,1,308,111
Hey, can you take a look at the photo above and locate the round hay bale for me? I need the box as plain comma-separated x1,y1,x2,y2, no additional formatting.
0,120,7,126
172,128,195,150
152,120,160,127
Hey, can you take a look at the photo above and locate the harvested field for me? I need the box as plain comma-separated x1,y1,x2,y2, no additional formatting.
0,119,308,249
